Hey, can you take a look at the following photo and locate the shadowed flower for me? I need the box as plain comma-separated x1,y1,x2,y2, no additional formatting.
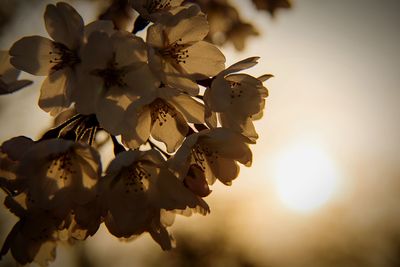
15,139,102,229
186,0,259,51
146,4,225,95
73,31,159,135
121,85,205,153
9,2,85,115
99,0,136,31
132,0,184,22
251,0,292,16
0,136,35,195
204,57,270,142
1,203,60,267
102,149,209,249
169,128,252,186
0,51,32,95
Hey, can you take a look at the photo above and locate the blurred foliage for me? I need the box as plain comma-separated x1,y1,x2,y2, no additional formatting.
144,230,270,267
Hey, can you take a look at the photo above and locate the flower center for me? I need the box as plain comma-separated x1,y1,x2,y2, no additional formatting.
121,163,150,194
92,61,127,89
228,81,243,104
192,143,220,170
47,152,76,183
161,38,189,64
150,98,177,126
50,42,80,72
146,0,172,13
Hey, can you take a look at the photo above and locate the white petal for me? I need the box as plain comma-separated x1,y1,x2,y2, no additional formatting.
210,157,239,185
152,168,209,212
182,41,225,79
158,58,199,95
124,63,160,97
168,94,205,124
38,68,74,116
84,20,115,40
44,2,84,49
258,74,274,82
112,32,148,67
0,50,19,81
165,7,208,44
146,24,165,48
151,103,188,153
122,105,152,149
73,75,103,115
222,57,260,75
81,31,113,70
10,36,55,75
96,91,133,135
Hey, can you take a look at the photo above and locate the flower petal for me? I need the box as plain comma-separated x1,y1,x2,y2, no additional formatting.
151,103,188,153
181,41,225,79
10,36,55,75
222,56,260,75
210,157,239,185
122,105,152,149
168,94,205,124
165,6,208,44
38,68,74,116
44,2,84,49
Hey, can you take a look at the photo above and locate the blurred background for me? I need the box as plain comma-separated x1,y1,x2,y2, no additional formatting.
1,0,400,266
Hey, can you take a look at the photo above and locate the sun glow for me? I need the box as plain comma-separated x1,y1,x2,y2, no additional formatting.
274,140,340,213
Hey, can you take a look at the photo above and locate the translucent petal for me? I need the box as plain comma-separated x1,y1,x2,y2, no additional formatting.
182,41,225,79
10,36,55,75
151,104,188,153
81,31,113,70
38,68,73,116
210,157,239,185
44,2,84,49
165,6,208,44
152,168,209,212
122,105,152,149
84,20,115,40
112,32,148,67
96,90,133,135
168,94,205,124
222,56,260,75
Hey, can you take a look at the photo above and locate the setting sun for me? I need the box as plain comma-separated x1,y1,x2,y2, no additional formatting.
273,140,341,213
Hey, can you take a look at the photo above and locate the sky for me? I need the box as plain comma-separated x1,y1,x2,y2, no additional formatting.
1,0,400,266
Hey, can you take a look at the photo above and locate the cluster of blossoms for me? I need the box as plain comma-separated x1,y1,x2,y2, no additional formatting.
0,1,271,266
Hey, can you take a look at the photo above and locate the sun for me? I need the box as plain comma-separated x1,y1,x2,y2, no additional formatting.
273,140,340,213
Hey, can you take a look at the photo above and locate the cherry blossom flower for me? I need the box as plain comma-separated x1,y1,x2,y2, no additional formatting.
204,57,270,142
9,2,85,115
1,207,59,266
121,85,205,153
146,4,225,95
102,149,209,249
0,136,35,195
73,31,159,135
15,139,102,226
0,51,32,95
183,164,211,197
186,0,258,51
132,0,184,22
99,0,136,31
169,128,252,186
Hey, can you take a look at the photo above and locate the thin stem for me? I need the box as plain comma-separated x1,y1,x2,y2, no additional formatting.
88,126,97,146
39,114,83,141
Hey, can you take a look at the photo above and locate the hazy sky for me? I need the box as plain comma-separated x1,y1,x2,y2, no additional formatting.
1,1,400,267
